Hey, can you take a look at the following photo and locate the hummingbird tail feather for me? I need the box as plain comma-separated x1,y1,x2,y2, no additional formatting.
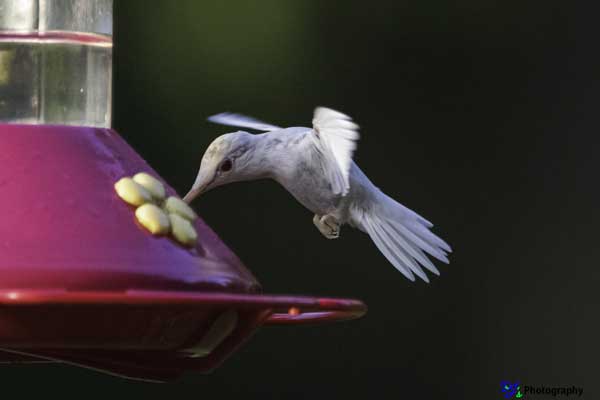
356,194,451,282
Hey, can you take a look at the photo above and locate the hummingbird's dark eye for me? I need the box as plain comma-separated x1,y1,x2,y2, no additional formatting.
219,159,233,172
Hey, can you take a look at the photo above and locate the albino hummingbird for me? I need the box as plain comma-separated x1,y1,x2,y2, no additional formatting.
184,107,451,282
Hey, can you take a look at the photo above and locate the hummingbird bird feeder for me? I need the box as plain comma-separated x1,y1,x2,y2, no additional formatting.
0,0,366,381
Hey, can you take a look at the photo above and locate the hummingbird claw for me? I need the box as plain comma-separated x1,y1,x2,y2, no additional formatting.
313,214,340,239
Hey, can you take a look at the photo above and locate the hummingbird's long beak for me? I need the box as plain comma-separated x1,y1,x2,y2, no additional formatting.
183,168,215,203
182,184,205,203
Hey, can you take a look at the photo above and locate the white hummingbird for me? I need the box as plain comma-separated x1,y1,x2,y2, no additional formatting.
184,107,451,282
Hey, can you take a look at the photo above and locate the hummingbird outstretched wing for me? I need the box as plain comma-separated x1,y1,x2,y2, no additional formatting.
311,107,360,197
208,107,360,197
207,112,282,131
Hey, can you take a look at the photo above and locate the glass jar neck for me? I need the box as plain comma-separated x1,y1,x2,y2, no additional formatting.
0,0,113,128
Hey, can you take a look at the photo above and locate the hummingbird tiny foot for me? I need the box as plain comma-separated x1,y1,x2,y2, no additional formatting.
313,214,340,239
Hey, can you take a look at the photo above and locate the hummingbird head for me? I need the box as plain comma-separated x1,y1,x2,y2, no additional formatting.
183,131,256,203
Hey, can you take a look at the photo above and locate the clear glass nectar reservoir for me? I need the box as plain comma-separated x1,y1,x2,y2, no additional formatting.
0,0,112,127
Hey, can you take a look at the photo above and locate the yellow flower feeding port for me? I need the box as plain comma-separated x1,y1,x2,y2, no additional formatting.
115,173,199,246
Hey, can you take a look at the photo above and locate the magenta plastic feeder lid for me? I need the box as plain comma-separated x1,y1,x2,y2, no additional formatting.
0,125,261,294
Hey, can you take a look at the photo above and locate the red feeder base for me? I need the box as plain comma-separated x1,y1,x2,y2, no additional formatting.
0,289,366,381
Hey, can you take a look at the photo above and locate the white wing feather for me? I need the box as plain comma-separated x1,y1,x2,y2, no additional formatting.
311,107,360,196
208,112,282,131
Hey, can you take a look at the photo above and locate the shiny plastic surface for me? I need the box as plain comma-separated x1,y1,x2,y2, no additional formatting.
0,124,260,293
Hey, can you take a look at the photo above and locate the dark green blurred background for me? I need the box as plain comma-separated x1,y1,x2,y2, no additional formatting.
8,0,599,397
